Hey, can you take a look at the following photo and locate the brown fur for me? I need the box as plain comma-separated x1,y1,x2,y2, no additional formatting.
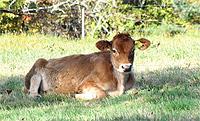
24,33,150,100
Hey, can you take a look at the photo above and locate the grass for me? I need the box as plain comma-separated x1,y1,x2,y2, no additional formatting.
0,26,200,120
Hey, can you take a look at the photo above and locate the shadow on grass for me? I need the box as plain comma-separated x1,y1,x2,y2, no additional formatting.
0,66,200,114
96,115,200,121
0,76,78,110
99,66,200,104
137,66,200,89
96,66,200,120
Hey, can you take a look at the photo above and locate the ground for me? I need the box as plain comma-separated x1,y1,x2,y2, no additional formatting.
0,28,200,120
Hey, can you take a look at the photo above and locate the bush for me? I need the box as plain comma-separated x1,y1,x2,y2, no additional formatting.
86,0,187,37
0,0,199,37
0,13,23,33
0,0,26,33
174,0,200,24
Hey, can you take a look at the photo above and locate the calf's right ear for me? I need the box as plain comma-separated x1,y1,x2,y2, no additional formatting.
96,40,112,51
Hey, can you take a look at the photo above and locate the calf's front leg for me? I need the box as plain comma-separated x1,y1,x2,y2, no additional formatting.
108,84,125,97
75,81,107,100
108,73,134,97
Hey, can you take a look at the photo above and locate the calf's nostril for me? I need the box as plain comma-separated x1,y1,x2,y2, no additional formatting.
120,64,132,70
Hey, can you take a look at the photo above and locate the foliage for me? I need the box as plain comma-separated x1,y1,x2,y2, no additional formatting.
0,13,22,33
0,0,26,33
0,0,8,9
174,0,200,24
0,0,199,37
10,0,25,10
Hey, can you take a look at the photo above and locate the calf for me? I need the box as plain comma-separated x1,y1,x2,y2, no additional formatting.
24,33,150,100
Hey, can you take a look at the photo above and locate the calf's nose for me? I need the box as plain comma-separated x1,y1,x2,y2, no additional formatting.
120,63,132,72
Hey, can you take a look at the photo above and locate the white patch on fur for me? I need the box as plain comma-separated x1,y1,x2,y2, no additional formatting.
75,88,98,100
29,73,42,97
75,92,97,100
84,92,96,99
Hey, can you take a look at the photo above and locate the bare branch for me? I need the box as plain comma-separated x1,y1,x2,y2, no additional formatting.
9,0,16,10
0,9,21,15
91,16,103,37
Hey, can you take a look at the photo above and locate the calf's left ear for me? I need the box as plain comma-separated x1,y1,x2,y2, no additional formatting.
96,40,112,51
135,38,151,50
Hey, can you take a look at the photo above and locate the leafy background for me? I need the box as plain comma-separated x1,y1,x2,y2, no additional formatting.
0,0,200,37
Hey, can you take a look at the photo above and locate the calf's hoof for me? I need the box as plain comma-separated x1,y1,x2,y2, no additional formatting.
28,93,42,99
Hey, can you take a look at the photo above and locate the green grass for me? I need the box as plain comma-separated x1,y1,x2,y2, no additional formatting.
0,27,200,120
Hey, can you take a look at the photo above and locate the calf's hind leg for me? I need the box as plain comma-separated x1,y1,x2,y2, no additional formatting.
75,82,107,100
29,73,42,97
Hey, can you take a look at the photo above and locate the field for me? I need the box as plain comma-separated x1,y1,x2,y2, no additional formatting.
0,27,200,120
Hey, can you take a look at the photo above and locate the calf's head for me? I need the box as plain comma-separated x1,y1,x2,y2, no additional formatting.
96,33,150,73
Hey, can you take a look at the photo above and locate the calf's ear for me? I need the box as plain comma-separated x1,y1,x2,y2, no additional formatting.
96,40,112,51
135,38,150,50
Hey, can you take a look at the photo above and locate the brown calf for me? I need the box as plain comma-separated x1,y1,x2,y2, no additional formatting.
24,33,150,100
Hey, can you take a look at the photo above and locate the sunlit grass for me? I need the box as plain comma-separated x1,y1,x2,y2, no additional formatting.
0,27,200,120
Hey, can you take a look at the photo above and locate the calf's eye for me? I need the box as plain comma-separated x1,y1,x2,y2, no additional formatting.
112,48,117,53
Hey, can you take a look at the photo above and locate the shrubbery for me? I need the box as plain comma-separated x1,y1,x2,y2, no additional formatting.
174,0,200,24
0,0,199,38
